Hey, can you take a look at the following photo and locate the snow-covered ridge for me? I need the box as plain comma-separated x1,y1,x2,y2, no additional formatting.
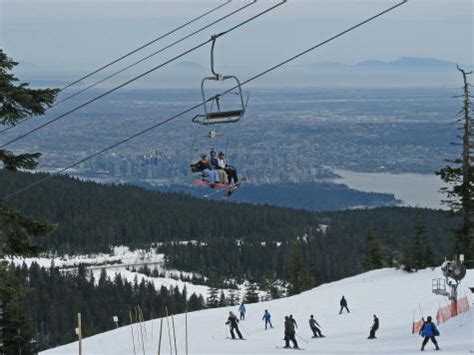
8,246,162,269
7,246,214,297
7,246,256,300
41,268,474,355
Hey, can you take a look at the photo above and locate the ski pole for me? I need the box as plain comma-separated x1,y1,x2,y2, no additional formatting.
238,323,249,338
296,333,309,343
418,303,424,319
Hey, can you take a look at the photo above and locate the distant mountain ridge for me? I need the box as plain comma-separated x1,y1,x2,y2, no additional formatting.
311,57,471,70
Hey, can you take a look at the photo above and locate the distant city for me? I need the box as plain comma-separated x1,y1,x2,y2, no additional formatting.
3,87,459,187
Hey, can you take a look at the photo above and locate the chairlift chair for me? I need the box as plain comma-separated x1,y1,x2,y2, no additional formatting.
193,35,248,126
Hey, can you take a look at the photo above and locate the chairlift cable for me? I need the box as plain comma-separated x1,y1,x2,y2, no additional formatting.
61,0,232,92
1,0,407,200
0,0,285,149
0,0,233,135
52,0,257,108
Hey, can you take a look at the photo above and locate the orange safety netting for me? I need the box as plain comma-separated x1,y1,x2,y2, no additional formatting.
457,296,470,313
436,296,470,325
412,319,424,334
413,296,471,333
436,305,452,324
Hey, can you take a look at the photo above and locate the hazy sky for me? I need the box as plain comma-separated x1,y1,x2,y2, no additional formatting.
0,0,472,82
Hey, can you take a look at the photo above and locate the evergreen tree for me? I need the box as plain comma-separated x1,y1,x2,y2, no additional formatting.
383,227,397,267
218,290,227,307
436,67,474,260
402,244,415,273
243,278,259,304
206,287,219,308
362,229,383,271
0,49,58,355
228,289,239,306
0,265,34,355
269,282,283,300
402,215,437,271
287,243,304,295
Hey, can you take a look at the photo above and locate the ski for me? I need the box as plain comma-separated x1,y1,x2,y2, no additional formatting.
226,337,246,340
275,346,305,350
225,178,246,197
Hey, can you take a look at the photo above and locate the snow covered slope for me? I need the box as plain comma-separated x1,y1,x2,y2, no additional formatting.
41,268,473,355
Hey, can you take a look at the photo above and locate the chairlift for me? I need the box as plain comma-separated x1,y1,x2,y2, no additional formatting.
432,278,450,297
193,35,249,126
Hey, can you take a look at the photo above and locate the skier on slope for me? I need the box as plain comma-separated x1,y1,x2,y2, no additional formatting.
225,311,244,340
289,314,298,329
239,303,246,320
419,316,440,351
283,315,299,349
262,309,273,330
309,314,324,338
339,296,350,314
368,314,379,339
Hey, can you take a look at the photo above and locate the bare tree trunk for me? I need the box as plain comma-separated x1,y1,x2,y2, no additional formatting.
457,65,473,257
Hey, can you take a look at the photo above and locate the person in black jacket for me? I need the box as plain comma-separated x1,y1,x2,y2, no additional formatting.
368,314,379,339
225,311,243,339
284,316,299,349
309,314,324,338
289,314,298,329
217,151,239,185
339,296,350,314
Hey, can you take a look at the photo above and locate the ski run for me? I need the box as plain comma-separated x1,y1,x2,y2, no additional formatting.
41,267,473,355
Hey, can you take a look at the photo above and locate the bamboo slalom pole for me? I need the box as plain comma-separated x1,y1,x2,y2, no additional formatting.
136,307,146,355
139,306,148,342
185,310,188,355
130,310,137,355
171,314,178,355
77,313,82,355
165,307,173,355
157,317,163,355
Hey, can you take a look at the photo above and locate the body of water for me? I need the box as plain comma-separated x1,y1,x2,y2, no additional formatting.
334,169,448,210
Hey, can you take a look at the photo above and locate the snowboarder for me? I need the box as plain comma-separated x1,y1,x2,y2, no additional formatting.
239,303,246,320
339,296,350,314
262,310,273,330
419,316,440,351
289,314,298,329
284,315,299,349
368,314,379,339
309,314,324,338
225,311,243,340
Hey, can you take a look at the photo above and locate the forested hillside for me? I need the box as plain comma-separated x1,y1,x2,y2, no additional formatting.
0,171,315,253
159,206,451,286
1,171,453,256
